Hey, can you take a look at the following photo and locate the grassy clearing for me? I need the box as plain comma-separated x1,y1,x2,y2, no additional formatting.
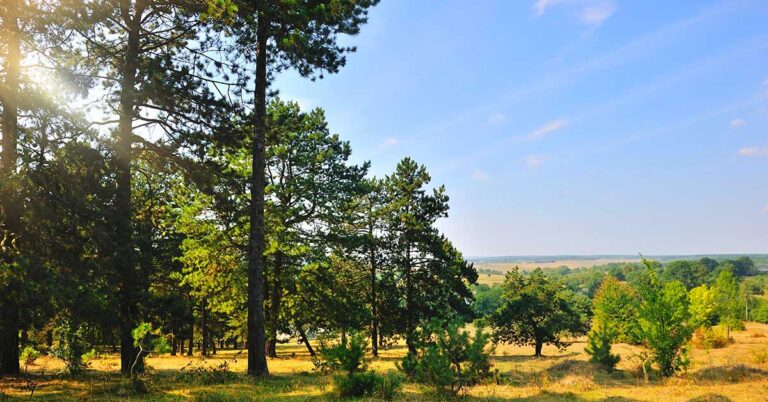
2,323,768,401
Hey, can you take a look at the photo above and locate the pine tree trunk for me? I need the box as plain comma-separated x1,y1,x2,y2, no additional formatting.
368,223,379,357
0,0,21,376
116,1,142,375
246,5,269,377
201,301,208,356
405,241,416,355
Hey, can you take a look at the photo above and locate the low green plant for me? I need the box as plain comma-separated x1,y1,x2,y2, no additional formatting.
692,326,732,349
333,370,402,399
316,331,401,399
585,323,620,371
20,346,40,367
399,319,494,395
177,361,239,385
315,332,369,374
51,316,91,377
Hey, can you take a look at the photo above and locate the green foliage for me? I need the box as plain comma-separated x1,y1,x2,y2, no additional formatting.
636,260,693,377
473,284,503,318
592,276,640,344
692,326,732,349
689,284,717,328
714,270,743,332
585,323,620,371
51,317,91,377
177,360,239,385
491,268,589,356
316,332,370,375
400,319,494,395
20,346,40,367
333,370,402,399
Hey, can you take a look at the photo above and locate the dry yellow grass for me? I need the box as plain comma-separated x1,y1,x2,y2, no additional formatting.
2,323,768,401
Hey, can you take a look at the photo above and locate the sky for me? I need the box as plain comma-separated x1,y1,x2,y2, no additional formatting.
273,0,768,257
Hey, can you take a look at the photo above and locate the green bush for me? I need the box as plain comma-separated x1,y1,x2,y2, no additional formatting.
21,346,40,367
177,361,239,385
399,319,494,395
585,323,620,371
333,370,402,399
51,317,91,376
315,331,369,375
692,326,732,349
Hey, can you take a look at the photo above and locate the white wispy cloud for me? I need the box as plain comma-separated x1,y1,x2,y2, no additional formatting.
379,137,399,149
488,113,506,124
472,169,489,182
528,118,569,140
534,0,616,25
533,0,561,16
737,146,768,157
580,2,616,25
730,118,747,128
525,155,546,168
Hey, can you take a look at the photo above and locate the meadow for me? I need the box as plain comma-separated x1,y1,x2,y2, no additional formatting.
2,323,768,401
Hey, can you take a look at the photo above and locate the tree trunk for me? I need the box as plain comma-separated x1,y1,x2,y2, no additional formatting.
116,1,142,375
296,323,315,357
170,335,177,356
246,5,269,377
267,252,283,358
201,301,208,356
534,339,543,357
187,327,194,356
368,226,379,357
404,241,416,356
0,0,21,376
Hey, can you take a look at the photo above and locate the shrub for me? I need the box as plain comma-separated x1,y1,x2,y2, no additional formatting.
750,347,768,364
585,323,620,371
51,317,91,376
20,346,40,367
333,370,402,399
399,319,494,395
315,331,370,375
692,326,732,349
177,361,239,385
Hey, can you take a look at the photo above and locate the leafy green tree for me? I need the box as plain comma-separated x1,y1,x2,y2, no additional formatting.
383,158,478,354
473,284,503,318
714,269,743,337
661,260,710,290
230,0,379,376
591,276,640,343
636,260,693,377
689,284,717,328
491,268,589,357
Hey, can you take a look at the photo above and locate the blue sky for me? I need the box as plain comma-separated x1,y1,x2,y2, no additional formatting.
274,0,768,257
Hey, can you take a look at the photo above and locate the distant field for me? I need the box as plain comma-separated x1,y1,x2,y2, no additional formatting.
476,257,640,273
474,258,640,285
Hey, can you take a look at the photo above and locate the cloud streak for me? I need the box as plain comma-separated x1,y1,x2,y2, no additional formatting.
737,146,768,157
528,118,569,140
730,118,747,128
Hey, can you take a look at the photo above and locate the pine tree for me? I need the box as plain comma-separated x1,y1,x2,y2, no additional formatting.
229,0,379,376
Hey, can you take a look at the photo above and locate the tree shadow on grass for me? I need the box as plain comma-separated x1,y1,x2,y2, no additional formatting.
691,364,768,383
493,352,580,364
686,395,733,402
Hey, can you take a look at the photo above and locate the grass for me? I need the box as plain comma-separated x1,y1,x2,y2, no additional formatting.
2,323,768,401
